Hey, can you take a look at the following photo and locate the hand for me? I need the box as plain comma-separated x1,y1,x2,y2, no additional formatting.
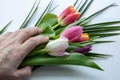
0,27,49,80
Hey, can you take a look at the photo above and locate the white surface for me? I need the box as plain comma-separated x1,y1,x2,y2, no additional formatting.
0,0,120,80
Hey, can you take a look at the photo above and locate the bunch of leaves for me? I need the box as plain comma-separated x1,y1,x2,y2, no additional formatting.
1,0,120,71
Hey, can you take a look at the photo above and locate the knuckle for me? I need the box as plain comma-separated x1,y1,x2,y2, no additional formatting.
23,29,32,35
9,46,22,57
28,37,38,45
33,27,41,32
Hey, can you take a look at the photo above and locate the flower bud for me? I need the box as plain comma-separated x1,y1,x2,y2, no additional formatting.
59,6,80,26
74,45,92,54
45,37,69,56
61,26,83,42
79,33,90,42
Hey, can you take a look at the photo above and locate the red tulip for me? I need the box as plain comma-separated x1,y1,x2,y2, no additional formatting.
59,6,80,26
61,26,83,42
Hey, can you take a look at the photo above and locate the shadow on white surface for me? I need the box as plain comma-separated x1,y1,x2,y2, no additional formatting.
31,65,102,80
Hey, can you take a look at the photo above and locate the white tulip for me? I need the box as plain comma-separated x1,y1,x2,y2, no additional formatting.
45,37,69,56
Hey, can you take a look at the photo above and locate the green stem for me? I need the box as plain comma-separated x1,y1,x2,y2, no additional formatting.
52,23,59,29
28,49,47,57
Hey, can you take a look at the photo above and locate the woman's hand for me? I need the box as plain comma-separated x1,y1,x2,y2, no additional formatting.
0,27,49,80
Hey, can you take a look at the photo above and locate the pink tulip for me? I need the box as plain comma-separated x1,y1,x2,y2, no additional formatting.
59,6,80,26
61,26,83,42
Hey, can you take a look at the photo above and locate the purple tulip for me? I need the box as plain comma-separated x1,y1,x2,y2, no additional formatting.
74,45,92,54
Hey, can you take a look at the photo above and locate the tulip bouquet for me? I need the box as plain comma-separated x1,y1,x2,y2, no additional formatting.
1,0,120,71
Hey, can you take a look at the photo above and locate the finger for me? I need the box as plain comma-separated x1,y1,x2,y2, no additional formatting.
8,30,21,39
7,35,48,68
0,32,12,40
15,66,32,80
0,32,12,45
15,27,42,43
20,35,49,56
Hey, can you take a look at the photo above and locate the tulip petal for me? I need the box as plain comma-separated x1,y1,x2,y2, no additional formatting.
61,26,83,42
59,13,80,26
74,45,92,54
79,33,90,42
45,37,69,56
59,6,76,20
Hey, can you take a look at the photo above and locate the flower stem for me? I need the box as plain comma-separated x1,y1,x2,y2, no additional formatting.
28,49,47,57
52,23,59,29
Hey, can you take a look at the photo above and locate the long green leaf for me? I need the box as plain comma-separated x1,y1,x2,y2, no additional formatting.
47,0,54,12
69,41,95,47
84,26,120,30
80,3,117,25
73,0,79,7
85,21,120,27
76,0,83,10
80,0,93,17
93,41,115,44
0,21,12,34
85,53,112,59
84,27,120,33
89,33,120,37
22,53,103,71
20,0,40,29
66,18,87,28
49,4,59,13
78,0,88,12
35,0,54,26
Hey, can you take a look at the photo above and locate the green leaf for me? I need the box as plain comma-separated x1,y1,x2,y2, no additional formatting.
84,26,120,30
55,27,64,35
19,0,40,29
66,18,86,28
22,53,103,71
35,0,54,26
85,52,112,59
80,0,94,17
94,41,115,44
80,3,117,24
75,0,83,10
78,0,88,12
36,13,58,30
41,26,55,37
84,27,120,33
85,21,120,27
0,21,12,34
89,33,120,37
73,0,79,7
69,41,95,47
49,4,59,13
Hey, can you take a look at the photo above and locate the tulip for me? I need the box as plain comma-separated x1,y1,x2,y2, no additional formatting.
45,37,69,56
79,33,90,42
61,26,83,42
74,45,92,54
58,6,80,26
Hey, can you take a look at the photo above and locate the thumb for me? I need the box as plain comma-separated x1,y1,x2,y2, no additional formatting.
16,66,32,80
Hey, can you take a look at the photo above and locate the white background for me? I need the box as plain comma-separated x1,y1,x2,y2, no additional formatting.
0,0,120,80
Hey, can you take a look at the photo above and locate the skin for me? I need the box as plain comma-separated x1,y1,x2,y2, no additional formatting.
0,27,49,80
